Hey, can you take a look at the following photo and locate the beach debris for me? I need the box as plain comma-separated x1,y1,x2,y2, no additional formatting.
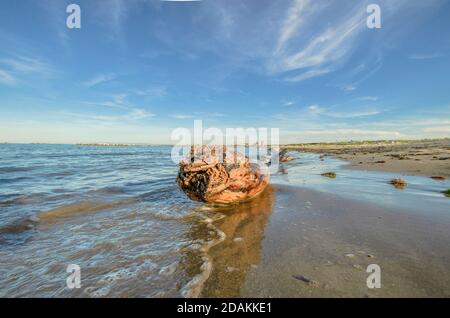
321,172,337,178
389,178,407,189
345,253,355,258
279,149,296,162
159,262,178,276
442,189,450,198
177,145,269,204
292,275,319,287
431,176,447,180
233,237,244,243
225,266,239,273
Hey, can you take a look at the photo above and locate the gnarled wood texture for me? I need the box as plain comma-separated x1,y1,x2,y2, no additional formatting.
177,146,269,204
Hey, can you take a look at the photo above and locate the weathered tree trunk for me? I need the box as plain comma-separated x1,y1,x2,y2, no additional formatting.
177,146,269,204
279,148,295,162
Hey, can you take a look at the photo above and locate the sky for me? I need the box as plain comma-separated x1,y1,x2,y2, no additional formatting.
0,0,449,144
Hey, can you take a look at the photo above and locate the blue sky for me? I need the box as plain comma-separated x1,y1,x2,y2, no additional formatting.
0,0,449,144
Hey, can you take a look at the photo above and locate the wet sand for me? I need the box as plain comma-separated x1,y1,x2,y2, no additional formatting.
286,139,450,177
202,185,450,297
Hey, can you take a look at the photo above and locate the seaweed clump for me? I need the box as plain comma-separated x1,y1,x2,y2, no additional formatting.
321,172,336,179
389,178,407,189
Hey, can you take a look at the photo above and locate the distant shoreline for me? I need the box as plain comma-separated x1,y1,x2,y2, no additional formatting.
2,138,449,177
1,137,449,147
285,138,450,178
77,143,130,147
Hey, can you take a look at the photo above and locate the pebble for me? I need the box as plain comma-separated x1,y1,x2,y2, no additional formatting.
29,215,40,222
225,266,238,273
345,253,355,258
233,237,243,243
292,275,319,287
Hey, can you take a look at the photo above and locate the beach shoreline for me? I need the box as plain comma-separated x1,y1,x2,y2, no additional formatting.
202,184,450,297
285,139,450,178
1,143,449,298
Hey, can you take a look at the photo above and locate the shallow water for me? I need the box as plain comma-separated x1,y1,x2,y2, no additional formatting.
273,152,450,216
0,144,448,297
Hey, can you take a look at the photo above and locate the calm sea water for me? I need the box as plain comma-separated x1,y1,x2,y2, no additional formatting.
0,144,448,297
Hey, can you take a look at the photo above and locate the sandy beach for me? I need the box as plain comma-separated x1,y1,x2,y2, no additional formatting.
202,185,450,297
285,139,450,178
200,142,450,297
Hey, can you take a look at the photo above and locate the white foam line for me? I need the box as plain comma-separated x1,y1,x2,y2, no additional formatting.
181,215,226,298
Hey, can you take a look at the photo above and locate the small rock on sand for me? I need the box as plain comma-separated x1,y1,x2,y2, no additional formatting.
159,262,178,276
321,172,337,179
292,275,319,287
389,178,407,189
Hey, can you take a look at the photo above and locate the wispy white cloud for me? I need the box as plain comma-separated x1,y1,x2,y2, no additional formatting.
342,85,357,92
128,108,155,119
282,101,295,107
268,0,444,84
356,96,378,101
275,0,310,54
171,114,195,120
286,104,381,121
422,126,450,133
0,69,17,86
83,100,129,110
133,86,168,98
82,73,117,88
409,53,445,60
62,108,154,122
0,54,54,86
169,112,227,120
307,104,322,115
284,68,331,82
0,56,50,74
328,111,380,118
270,1,367,82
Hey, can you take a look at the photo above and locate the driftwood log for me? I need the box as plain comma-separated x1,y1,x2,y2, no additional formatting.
279,148,296,162
177,146,269,204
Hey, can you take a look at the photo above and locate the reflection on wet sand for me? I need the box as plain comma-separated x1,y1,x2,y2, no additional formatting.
200,186,275,297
